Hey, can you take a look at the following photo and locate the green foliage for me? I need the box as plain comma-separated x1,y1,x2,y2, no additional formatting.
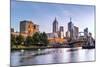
39,32,48,46
11,34,16,46
16,34,24,45
11,32,49,47
25,36,33,46
32,32,49,46
32,32,40,45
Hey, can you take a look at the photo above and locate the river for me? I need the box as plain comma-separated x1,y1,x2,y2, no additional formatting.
11,48,95,66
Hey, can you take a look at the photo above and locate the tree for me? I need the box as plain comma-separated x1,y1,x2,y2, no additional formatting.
25,36,33,46
32,32,40,45
40,32,48,46
16,35,24,45
32,32,49,46
11,34,16,46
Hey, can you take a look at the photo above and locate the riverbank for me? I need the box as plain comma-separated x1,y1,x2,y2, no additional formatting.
11,45,82,51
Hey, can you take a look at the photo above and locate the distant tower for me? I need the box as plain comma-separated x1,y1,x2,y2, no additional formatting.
60,26,64,32
74,26,79,40
68,17,74,40
11,28,14,32
59,26,64,38
53,17,58,33
84,27,88,38
68,17,73,31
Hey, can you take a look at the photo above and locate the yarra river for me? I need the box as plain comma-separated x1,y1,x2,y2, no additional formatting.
11,48,95,66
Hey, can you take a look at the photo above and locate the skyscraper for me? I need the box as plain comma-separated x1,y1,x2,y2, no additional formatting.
74,26,79,40
60,26,64,32
84,28,88,38
53,17,58,33
66,31,70,38
68,17,74,40
59,26,64,38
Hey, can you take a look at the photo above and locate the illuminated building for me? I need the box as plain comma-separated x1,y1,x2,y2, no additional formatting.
59,26,64,38
20,20,39,36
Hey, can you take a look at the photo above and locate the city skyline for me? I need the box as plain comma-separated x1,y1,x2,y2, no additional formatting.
11,0,95,37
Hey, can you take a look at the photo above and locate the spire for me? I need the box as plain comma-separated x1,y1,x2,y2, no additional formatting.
53,17,58,23
55,17,57,21
70,17,72,22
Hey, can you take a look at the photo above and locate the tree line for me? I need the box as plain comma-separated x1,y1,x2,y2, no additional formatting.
11,32,49,47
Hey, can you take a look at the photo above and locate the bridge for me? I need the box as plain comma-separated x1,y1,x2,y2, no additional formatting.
68,40,86,45
67,40,87,47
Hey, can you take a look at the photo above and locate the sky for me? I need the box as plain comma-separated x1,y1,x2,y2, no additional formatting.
11,0,95,38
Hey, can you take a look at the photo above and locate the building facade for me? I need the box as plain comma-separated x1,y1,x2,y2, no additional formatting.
84,28,88,38
53,18,58,33
68,18,74,41
46,32,65,44
20,20,39,36
68,18,79,41
11,28,14,32
59,26,64,38
73,26,79,40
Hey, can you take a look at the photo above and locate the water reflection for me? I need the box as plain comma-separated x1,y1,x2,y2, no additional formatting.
11,51,21,66
11,48,95,66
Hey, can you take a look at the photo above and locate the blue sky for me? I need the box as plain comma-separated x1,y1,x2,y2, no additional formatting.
11,0,95,37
